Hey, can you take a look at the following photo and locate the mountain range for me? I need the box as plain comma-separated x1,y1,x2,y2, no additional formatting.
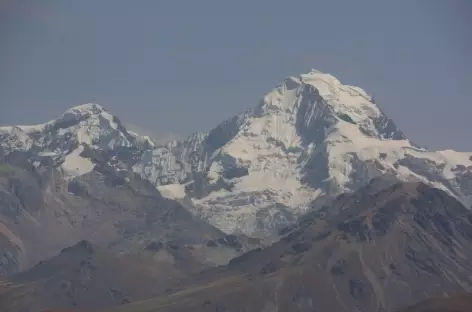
0,69,471,311
2,69,471,240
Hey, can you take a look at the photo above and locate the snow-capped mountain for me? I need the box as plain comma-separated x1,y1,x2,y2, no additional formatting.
2,70,471,238
0,103,155,153
0,103,153,176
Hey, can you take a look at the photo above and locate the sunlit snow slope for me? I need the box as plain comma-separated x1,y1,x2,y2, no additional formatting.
2,70,472,238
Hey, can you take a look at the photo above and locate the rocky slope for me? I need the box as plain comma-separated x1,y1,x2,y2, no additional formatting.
399,293,472,312
0,240,183,311
0,149,257,277
107,182,472,312
1,70,472,239
0,230,22,276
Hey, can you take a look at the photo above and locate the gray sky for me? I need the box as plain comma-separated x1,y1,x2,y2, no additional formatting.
1,1,471,151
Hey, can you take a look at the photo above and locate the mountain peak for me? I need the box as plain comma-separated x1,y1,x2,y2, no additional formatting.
64,103,106,115
69,102,106,112
301,68,342,84
0,102,140,156
255,68,402,143
265,69,373,115
57,103,116,128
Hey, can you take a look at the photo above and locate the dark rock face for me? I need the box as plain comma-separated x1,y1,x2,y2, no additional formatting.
184,172,234,199
0,232,22,276
222,165,249,179
61,240,95,254
291,241,311,253
145,241,164,252
330,259,347,275
205,113,248,152
398,156,445,183
0,162,43,221
338,113,357,125
348,279,366,300
295,84,335,147
370,106,407,140
217,235,243,250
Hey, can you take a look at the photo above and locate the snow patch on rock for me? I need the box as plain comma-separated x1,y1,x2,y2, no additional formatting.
157,184,186,200
61,145,94,177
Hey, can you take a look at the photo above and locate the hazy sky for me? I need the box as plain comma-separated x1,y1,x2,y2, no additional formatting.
1,1,471,150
